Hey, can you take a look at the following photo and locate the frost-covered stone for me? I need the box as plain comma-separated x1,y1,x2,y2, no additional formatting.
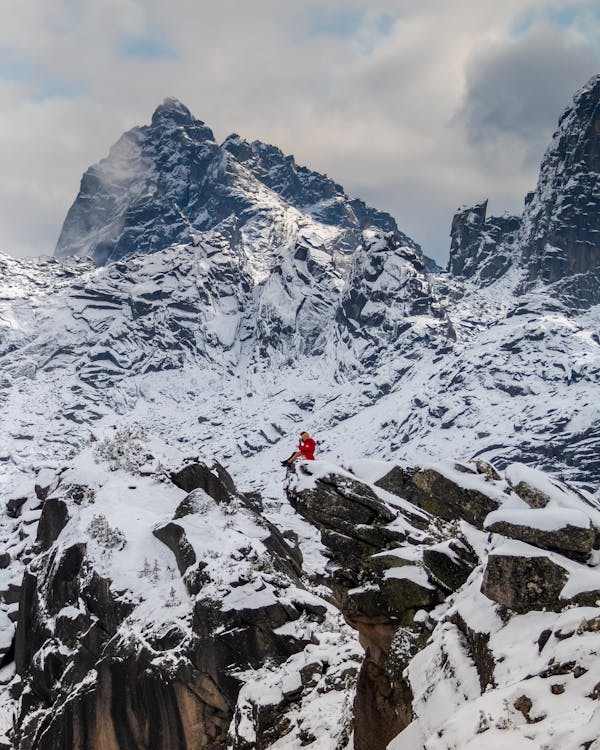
485,512,594,562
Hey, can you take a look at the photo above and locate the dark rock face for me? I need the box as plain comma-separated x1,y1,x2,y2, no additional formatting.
54,99,414,267
353,658,413,750
448,200,521,283
36,497,70,551
375,464,501,528
449,610,496,692
521,75,600,287
481,552,568,613
509,478,551,508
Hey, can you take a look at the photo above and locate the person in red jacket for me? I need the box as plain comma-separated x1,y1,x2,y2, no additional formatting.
281,431,316,466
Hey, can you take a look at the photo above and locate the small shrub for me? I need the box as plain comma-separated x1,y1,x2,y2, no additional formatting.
94,425,154,474
86,514,126,550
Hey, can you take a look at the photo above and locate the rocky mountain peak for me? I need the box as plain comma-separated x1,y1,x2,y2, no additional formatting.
448,74,600,305
54,100,417,268
150,96,195,127
519,73,600,288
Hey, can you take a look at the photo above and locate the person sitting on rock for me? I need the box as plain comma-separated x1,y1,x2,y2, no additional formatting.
281,431,316,467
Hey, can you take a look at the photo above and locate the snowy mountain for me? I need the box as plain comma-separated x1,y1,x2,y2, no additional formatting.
3,431,600,750
1,75,600,749
55,97,423,274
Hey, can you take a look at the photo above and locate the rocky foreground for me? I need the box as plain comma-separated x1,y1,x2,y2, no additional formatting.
1,428,600,749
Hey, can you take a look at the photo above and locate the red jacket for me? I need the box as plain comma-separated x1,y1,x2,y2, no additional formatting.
298,438,316,460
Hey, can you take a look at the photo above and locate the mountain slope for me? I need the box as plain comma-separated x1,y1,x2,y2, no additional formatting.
2,72,600,750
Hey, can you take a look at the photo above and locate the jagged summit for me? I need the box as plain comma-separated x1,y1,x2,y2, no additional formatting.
150,96,196,127
54,99,416,268
520,72,600,285
448,74,600,305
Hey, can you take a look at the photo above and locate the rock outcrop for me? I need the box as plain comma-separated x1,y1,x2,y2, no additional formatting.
448,200,520,284
4,432,358,750
286,457,600,750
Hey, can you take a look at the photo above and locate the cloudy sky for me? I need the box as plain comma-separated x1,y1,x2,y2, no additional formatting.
1,0,599,264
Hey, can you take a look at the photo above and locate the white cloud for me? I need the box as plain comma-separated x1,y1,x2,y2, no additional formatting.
0,0,598,262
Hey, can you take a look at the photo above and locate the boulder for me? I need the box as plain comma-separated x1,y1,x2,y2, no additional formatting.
485,517,594,562
344,572,439,623
423,539,477,592
290,471,396,532
6,496,27,518
380,574,439,616
153,521,197,575
474,460,502,481
510,480,550,508
375,466,500,528
481,552,568,613
171,459,237,503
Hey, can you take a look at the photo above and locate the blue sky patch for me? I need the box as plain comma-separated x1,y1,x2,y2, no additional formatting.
32,80,82,102
0,48,34,83
118,32,178,61
303,7,365,38
511,3,599,38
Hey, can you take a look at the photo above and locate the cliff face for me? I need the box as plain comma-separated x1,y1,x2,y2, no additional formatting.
448,74,600,308
521,74,600,286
